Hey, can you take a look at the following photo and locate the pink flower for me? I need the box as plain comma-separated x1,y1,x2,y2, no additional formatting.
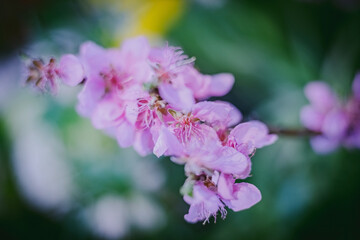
182,173,261,224
155,103,276,179
353,73,360,101
217,173,261,212
149,45,235,111
133,95,173,156
25,55,84,94
72,37,153,147
226,121,278,156
301,75,360,153
149,45,196,111
76,37,151,117
300,79,360,153
184,182,226,224
152,101,239,157
25,36,279,224
344,74,360,148
168,112,219,149
89,95,138,148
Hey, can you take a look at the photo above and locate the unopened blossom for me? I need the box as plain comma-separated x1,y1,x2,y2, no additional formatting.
25,58,59,94
25,55,84,94
301,74,360,153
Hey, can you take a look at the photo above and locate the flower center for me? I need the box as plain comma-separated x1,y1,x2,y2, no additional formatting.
101,67,132,95
136,96,167,130
171,114,203,144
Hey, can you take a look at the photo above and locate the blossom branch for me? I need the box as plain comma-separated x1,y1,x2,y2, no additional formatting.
268,127,321,137
23,36,278,224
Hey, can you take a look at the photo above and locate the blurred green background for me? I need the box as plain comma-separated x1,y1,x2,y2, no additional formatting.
1,0,360,239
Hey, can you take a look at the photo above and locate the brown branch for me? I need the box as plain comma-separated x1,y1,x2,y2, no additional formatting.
269,127,321,137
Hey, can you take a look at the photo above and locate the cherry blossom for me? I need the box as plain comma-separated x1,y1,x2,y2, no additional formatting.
24,36,278,224
301,75,360,153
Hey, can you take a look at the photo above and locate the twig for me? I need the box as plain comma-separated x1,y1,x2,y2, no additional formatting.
269,127,321,137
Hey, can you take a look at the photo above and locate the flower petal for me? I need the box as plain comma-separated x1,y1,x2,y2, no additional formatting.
133,129,154,156
304,81,337,111
205,146,250,177
153,125,183,157
217,173,235,200
345,127,360,148
58,54,84,86
76,76,105,116
116,121,135,148
230,121,278,154
300,105,324,131
79,41,109,76
352,72,360,101
226,183,261,212
184,184,223,223
120,36,150,64
207,73,234,97
192,101,242,128
310,136,339,154
158,83,195,112
322,109,349,138
91,97,124,129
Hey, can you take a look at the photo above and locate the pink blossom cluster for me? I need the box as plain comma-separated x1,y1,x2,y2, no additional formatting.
301,74,360,154
25,36,277,223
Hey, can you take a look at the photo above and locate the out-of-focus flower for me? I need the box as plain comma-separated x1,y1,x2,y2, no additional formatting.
301,74,360,153
128,194,165,230
24,55,84,94
86,195,130,239
1,32,168,240
85,193,165,239
7,95,73,213
25,58,59,94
